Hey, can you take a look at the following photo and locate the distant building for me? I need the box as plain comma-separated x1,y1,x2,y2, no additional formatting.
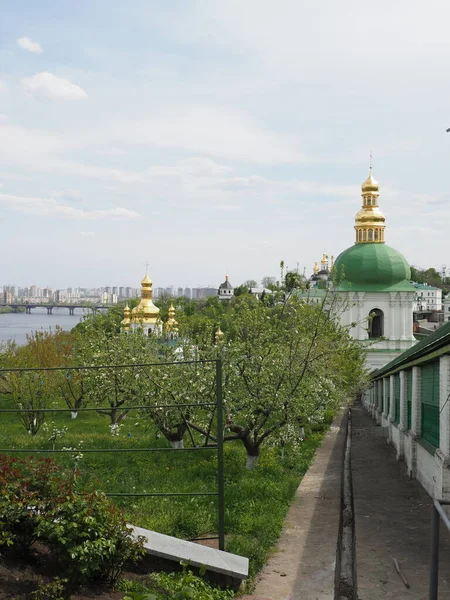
413,283,443,311
119,286,125,298
126,287,133,298
310,254,334,287
184,287,192,299
177,287,183,298
218,275,234,301
197,287,217,299
112,286,118,296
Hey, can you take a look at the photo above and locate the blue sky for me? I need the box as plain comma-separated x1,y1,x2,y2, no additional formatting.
1,0,450,289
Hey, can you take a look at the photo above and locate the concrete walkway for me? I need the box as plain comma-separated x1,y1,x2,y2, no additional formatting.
241,405,450,599
352,403,450,599
242,412,347,599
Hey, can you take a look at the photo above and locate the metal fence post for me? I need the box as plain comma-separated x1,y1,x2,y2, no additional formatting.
429,503,440,600
216,359,225,551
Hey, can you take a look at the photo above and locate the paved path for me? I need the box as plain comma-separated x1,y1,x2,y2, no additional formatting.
352,403,450,599
242,412,347,600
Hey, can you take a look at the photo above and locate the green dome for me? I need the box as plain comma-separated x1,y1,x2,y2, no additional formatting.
334,243,414,292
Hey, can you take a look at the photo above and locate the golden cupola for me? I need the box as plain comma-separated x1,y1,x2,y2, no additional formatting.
354,170,385,244
121,303,131,330
131,272,160,325
215,326,224,343
164,302,179,336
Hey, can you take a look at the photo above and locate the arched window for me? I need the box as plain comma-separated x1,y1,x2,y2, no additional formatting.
374,229,379,241
367,197,371,206
368,229,373,241
358,229,362,242
363,230,367,241
368,309,384,338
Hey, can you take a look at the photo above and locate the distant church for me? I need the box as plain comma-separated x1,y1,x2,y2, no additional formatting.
121,272,178,338
334,171,416,370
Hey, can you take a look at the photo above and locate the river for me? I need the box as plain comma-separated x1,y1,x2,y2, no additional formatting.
0,308,87,346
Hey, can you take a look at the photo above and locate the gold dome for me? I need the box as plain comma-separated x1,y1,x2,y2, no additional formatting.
141,272,152,286
131,272,160,325
354,170,385,244
121,303,131,329
164,302,179,334
361,171,379,195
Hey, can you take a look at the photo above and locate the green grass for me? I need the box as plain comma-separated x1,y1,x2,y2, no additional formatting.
0,396,325,583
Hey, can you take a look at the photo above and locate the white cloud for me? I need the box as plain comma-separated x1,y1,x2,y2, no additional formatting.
0,193,139,220
96,147,125,156
112,106,306,164
21,72,88,100
17,36,43,54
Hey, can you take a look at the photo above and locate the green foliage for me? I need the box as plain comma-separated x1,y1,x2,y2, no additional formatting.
30,577,68,600
122,564,234,600
186,293,366,466
0,455,144,586
410,265,447,289
0,455,70,553
37,490,145,585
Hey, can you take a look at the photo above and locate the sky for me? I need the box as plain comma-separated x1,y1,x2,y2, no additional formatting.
1,0,450,289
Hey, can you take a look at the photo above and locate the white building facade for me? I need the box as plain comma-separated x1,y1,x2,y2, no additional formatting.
413,283,443,311
363,320,450,501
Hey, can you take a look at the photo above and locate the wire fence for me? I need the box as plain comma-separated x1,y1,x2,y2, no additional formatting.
0,359,225,550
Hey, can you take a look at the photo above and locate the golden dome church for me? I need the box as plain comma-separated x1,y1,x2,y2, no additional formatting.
121,272,162,335
334,171,416,370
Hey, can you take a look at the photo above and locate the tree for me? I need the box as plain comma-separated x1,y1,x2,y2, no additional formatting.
187,293,367,468
137,341,217,448
261,276,277,290
242,280,258,289
284,270,303,291
80,326,158,428
8,371,49,436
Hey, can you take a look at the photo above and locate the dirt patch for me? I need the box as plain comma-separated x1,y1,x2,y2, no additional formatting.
0,544,163,600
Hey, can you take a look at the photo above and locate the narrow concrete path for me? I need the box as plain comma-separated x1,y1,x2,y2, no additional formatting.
352,403,450,600
241,412,347,600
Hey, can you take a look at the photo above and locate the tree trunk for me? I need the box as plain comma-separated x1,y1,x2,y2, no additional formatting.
246,454,259,470
242,437,260,470
163,423,187,449
170,439,184,449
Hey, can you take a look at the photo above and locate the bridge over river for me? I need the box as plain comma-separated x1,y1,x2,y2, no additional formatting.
0,303,112,316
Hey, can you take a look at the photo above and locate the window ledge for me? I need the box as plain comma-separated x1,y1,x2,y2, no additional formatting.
417,437,437,456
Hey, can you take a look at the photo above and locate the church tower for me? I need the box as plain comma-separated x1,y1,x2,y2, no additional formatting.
334,170,416,370
126,272,162,336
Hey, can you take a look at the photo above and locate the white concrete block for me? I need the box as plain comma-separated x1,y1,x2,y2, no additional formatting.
129,525,249,580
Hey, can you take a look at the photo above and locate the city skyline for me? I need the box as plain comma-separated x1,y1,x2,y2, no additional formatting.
1,2,450,287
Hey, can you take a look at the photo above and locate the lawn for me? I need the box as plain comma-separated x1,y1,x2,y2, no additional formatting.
0,394,327,591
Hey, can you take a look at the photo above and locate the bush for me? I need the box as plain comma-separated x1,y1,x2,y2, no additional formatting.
37,491,145,585
0,455,68,553
0,454,144,586
122,564,235,600
30,577,68,600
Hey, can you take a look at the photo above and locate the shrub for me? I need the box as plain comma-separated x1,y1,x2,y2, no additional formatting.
36,491,145,585
30,577,68,600
0,454,144,586
0,455,67,553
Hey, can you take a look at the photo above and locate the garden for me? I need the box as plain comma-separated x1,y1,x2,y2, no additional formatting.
0,291,367,599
